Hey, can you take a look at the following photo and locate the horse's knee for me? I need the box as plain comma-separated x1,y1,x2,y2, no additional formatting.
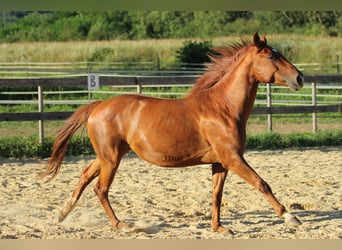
94,182,108,200
94,182,101,196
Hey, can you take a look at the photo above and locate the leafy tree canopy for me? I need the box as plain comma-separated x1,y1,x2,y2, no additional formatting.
0,11,341,42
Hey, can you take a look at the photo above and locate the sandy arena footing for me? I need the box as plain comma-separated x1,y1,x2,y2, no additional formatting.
0,147,341,239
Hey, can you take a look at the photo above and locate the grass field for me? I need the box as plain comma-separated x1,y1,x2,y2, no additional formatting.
0,34,342,73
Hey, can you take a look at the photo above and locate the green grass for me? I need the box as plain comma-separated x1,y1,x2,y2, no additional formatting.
246,130,342,150
0,35,342,73
0,131,341,159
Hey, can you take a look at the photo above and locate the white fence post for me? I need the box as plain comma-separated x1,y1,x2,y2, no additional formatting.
136,77,142,94
38,83,44,144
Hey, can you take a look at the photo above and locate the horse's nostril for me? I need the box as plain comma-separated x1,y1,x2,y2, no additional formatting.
297,72,304,85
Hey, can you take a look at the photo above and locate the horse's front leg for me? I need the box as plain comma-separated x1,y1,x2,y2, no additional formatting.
223,153,301,225
211,163,232,234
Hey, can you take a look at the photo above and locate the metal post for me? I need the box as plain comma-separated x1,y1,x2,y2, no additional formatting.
266,83,272,132
312,82,317,133
337,54,340,74
38,83,44,144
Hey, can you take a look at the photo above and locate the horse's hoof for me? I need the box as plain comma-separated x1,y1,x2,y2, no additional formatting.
113,222,133,232
58,211,67,223
223,229,235,237
213,225,235,237
58,214,65,223
284,212,301,226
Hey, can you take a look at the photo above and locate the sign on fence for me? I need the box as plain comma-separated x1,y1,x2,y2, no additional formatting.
88,73,99,90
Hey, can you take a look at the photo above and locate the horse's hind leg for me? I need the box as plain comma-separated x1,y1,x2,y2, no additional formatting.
94,147,129,229
59,158,101,222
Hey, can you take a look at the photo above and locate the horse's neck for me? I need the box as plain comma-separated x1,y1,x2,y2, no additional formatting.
212,70,258,152
214,67,259,125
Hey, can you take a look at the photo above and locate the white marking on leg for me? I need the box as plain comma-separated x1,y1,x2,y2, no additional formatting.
58,197,77,222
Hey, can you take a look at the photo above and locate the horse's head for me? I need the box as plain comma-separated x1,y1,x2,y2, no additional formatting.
251,32,304,91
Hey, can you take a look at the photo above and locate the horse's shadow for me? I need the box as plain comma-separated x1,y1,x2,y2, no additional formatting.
297,210,342,223
214,209,341,238
121,210,341,238
234,209,342,224
124,220,171,235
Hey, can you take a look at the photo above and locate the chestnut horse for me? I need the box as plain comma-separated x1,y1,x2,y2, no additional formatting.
39,33,304,234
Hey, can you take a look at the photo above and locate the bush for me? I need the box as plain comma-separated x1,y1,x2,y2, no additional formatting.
175,40,213,65
247,133,285,149
246,130,342,150
0,135,93,159
87,47,115,62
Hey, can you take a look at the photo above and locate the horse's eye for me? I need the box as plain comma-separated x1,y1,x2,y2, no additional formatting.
268,48,279,60
267,54,275,60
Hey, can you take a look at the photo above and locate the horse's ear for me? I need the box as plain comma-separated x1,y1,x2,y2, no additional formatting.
263,35,267,45
253,32,267,51
253,32,260,45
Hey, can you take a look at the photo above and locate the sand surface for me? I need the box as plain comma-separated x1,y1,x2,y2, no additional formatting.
0,147,341,239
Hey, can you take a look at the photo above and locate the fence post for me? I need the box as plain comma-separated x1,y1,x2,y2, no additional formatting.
136,77,142,94
336,54,340,74
312,82,317,133
38,83,44,144
266,83,272,132
87,62,92,100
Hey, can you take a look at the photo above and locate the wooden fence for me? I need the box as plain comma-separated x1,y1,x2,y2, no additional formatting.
0,74,341,143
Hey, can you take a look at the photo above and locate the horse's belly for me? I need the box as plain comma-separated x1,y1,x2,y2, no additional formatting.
130,139,209,167
135,150,205,167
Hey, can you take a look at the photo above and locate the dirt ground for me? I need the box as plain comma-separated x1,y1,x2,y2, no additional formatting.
0,147,341,239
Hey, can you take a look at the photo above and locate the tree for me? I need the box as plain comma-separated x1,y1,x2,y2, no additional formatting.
0,11,341,43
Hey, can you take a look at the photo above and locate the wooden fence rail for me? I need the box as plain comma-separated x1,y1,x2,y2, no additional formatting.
1,105,340,122
1,74,341,143
1,74,342,87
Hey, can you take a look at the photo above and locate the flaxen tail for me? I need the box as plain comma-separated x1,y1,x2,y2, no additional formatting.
38,101,102,183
